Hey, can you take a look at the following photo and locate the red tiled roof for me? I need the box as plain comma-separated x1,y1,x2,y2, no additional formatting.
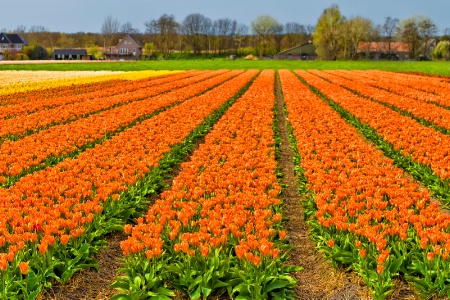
357,42,409,53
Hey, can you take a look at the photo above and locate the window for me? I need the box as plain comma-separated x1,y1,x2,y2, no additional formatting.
16,45,22,49
2,44,8,49
120,48,128,54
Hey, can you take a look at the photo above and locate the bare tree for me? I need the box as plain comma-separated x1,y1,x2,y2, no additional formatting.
25,25,50,45
213,18,238,54
285,22,306,48
182,13,211,55
234,23,248,55
418,16,437,58
101,15,121,51
15,25,27,34
397,15,437,59
121,22,140,35
145,14,180,55
382,17,399,59
29,25,49,33
305,25,315,36
397,17,421,59
273,23,284,54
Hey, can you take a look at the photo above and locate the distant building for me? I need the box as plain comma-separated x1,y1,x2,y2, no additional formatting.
418,38,438,60
105,34,142,60
0,33,29,60
53,49,92,60
277,42,317,60
357,42,410,60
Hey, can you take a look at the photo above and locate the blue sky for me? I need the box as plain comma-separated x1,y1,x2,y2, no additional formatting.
2,0,450,33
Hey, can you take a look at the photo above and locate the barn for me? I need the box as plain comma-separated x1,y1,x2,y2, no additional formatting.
277,42,317,60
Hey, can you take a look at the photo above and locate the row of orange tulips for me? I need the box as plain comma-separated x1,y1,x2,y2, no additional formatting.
0,71,191,119
310,70,450,131
329,69,450,109
344,70,450,103
280,69,450,298
118,70,298,299
296,70,450,181
0,70,243,183
0,70,226,140
0,79,123,106
0,70,173,99
0,70,258,298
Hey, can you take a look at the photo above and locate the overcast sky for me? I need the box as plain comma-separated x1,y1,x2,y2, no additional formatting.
2,0,450,34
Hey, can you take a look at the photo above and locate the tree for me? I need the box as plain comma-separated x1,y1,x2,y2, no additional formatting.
441,28,450,41
213,18,238,54
418,16,437,58
121,22,140,35
101,15,121,51
397,15,437,59
182,13,211,55
144,42,156,58
24,25,50,45
343,17,373,59
284,22,307,49
22,43,48,60
15,25,26,34
397,17,421,59
432,41,450,60
145,14,180,55
233,23,248,55
251,15,282,56
312,4,345,60
273,23,284,54
382,17,399,59
88,46,103,59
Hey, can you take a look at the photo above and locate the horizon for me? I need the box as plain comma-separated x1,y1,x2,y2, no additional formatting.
1,0,450,34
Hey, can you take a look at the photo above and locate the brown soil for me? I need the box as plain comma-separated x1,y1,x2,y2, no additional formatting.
40,232,126,300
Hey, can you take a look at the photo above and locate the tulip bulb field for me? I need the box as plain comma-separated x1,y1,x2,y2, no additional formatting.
0,67,450,299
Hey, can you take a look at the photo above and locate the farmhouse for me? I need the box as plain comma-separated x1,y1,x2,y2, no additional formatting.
277,41,317,60
0,32,29,60
105,34,142,60
53,49,93,60
357,42,410,60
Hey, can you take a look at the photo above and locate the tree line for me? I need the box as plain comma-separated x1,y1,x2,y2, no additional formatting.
2,6,449,60
313,5,449,60
2,14,314,60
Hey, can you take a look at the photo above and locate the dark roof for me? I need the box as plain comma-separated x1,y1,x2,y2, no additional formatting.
54,49,87,55
278,42,317,56
128,35,142,46
0,33,28,45
116,34,142,47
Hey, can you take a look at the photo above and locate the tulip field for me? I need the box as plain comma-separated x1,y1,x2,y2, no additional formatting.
1,67,450,299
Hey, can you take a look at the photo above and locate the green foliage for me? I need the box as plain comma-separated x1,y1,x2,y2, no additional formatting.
312,4,345,60
22,43,49,60
87,46,103,59
143,42,156,58
432,41,450,60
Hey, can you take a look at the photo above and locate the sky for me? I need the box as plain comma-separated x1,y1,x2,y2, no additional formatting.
1,0,450,34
